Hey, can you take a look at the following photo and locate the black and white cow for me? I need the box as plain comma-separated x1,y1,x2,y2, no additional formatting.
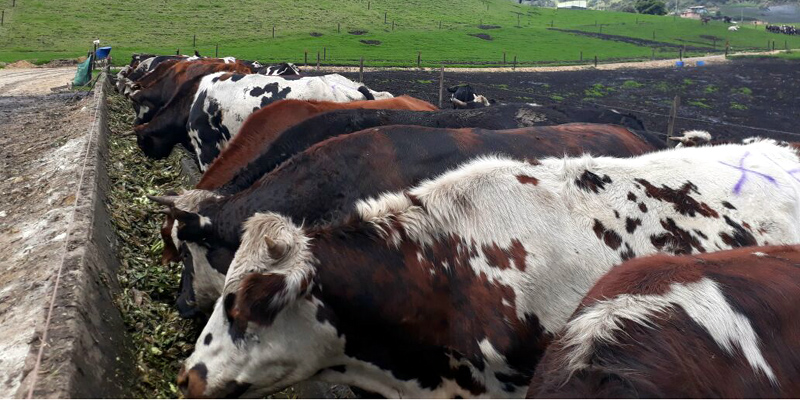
184,73,392,170
448,84,493,109
178,139,800,398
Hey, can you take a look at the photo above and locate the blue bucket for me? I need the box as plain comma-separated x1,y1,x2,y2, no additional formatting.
675,61,685,67
95,46,112,60
696,60,706,66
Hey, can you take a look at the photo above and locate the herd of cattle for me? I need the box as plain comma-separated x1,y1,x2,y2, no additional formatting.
766,24,799,35
113,53,800,398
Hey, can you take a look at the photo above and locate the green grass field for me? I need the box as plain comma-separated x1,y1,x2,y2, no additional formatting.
1,0,798,67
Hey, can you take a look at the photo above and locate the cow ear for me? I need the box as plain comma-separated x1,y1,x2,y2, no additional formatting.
264,235,289,260
447,85,458,93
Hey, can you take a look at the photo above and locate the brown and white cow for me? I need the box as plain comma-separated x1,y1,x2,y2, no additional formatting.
153,123,659,318
178,139,800,398
528,245,800,398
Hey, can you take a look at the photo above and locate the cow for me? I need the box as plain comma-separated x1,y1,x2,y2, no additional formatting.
116,55,184,95
729,25,740,31
206,103,654,196
197,96,437,191
448,84,493,108
130,59,258,125
131,63,256,160
528,245,800,398
177,139,800,398
149,123,660,317
260,62,301,76
160,73,393,169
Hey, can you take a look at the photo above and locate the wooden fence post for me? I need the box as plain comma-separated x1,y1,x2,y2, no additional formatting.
580,51,583,62
679,48,683,61
12,0,14,7
368,1,370,9
652,30,655,40
215,44,218,57
324,47,327,60
176,48,180,55
193,34,196,48
513,55,517,70
503,51,506,64
304,51,308,66
438,64,444,108
666,95,681,147
273,25,276,38
1,10,4,26
439,20,442,29
338,22,340,33
594,55,598,67
392,20,394,31
317,51,320,70
651,48,655,60
359,57,364,83
417,51,421,68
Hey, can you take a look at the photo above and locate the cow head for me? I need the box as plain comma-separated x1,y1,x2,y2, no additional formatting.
179,212,342,398
149,190,232,317
134,122,182,159
447,84,494,109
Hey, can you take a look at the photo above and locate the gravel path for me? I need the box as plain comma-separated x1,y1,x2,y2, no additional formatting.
314,50,785,74
0,67,75,96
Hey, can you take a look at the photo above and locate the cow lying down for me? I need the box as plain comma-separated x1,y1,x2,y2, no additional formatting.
178,139,800,398
529,245,800,398
153,123,658,317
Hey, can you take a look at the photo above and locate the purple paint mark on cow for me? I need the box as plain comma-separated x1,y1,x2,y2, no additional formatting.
718,152,777,195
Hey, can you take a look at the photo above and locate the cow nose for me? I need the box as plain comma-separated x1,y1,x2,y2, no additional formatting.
178,363,209,398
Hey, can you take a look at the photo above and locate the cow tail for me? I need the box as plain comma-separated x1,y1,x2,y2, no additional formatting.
357,86,375,100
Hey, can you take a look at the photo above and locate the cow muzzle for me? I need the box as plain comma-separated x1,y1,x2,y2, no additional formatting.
178,364,209,398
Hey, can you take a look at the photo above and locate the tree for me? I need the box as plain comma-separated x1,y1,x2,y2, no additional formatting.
635,0,668,15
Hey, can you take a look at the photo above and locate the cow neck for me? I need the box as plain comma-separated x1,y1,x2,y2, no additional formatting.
305,214,549,393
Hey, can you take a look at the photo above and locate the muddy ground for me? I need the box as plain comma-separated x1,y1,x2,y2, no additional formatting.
342,57,800,143
0,89,92,397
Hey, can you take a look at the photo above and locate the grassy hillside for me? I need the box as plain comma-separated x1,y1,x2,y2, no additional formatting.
0,0,798,67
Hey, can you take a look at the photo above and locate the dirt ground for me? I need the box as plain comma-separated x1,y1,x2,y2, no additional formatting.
0,74,92,396
0,67,75,96
342,57,800,143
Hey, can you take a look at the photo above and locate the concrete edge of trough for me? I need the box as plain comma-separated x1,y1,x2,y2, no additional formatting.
15,73,136,398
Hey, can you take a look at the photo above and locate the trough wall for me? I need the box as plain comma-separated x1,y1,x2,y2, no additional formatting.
15,74,136,398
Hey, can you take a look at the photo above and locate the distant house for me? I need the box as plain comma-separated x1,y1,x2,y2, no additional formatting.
557,0,587,9
681,5,708,19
